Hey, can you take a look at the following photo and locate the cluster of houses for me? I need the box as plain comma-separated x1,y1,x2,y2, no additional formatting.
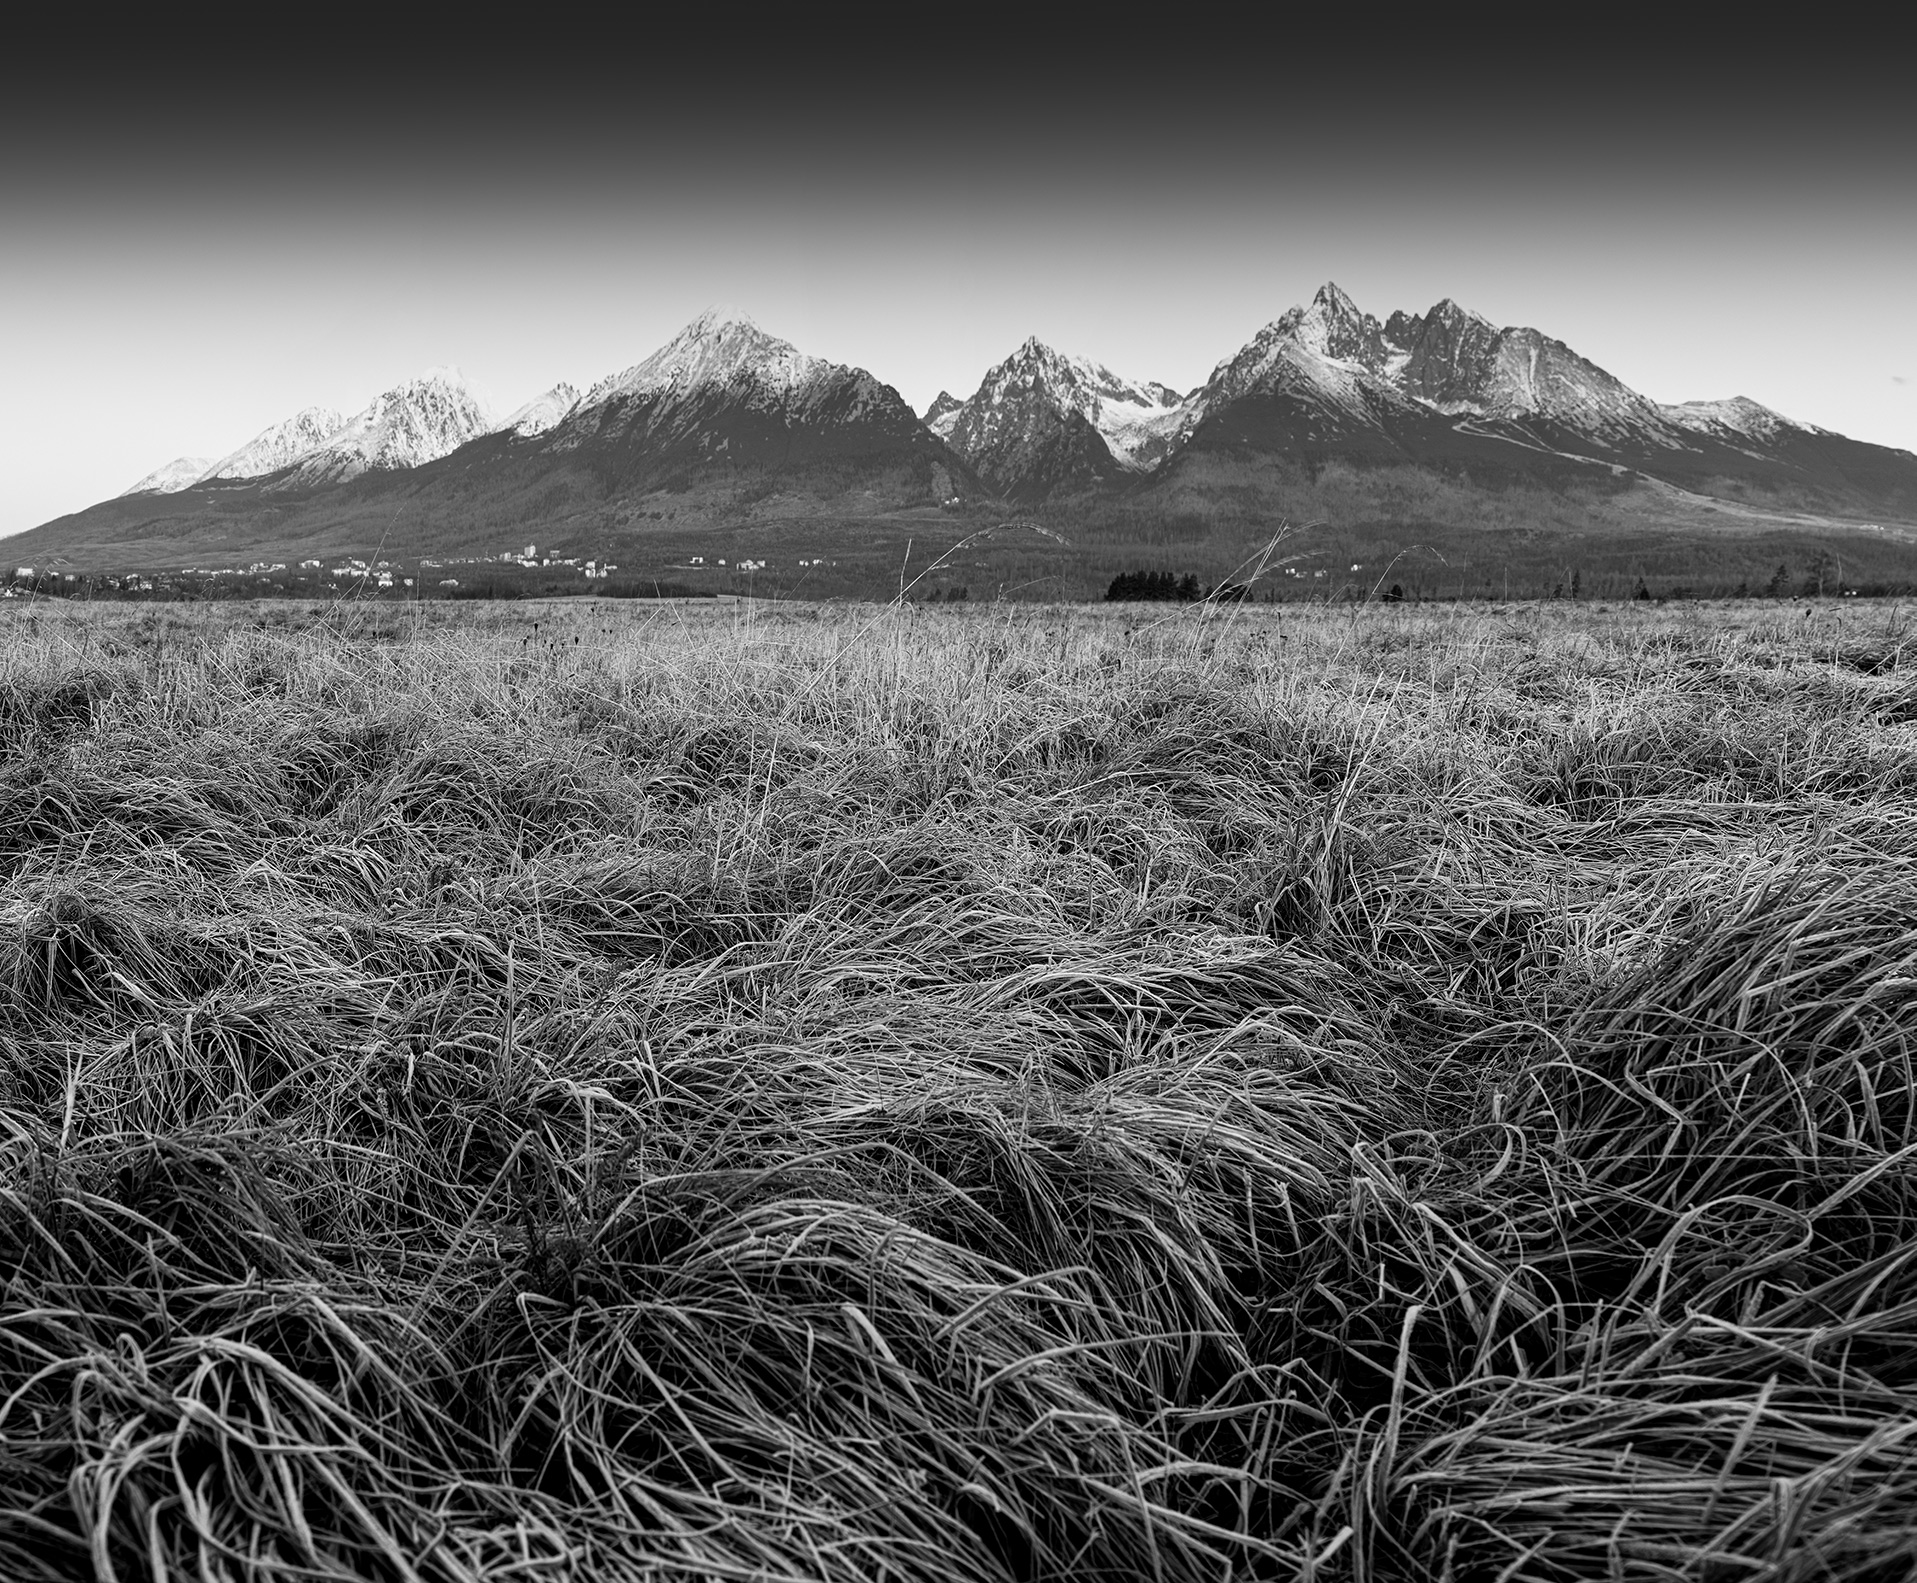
325,559,411,589
683,555,830,571
421,545,620,581
3,540,822,601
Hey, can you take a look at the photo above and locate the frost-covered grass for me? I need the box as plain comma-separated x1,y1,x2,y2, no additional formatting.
2,595,1915,1581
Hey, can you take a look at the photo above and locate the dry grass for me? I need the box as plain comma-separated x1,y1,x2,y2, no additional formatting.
1,593,1914,1581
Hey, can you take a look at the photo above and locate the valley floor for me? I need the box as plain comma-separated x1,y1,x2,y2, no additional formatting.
2,596,1915,1580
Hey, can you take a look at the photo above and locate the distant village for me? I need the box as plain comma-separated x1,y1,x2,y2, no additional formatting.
0,543,848,602
2,537,862,600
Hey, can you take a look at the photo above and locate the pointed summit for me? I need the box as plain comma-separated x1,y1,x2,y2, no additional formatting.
938,338,1188,495
538,311,959,508
1290,283,1391,372
1391,297,1503,409
584,309,829,406
923,390,966,437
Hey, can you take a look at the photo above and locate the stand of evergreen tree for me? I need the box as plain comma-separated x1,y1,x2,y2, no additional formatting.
1106,571,1202,602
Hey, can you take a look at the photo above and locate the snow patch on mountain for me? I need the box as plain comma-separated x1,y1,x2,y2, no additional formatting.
119,457,213,496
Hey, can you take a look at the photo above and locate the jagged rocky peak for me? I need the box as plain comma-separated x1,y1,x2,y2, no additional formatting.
923,390,966,433
1394,297,1503,409
1196,282,1405,412
998,337,1081,394
362,367,497,456
1196,286,1380,411
500,382,580,438
199,407,347,483
944,336,1187,475
276,368,497,487
981,338,1182,416
1280,282,1391,373
119,456,213,496
1383,309,1423,350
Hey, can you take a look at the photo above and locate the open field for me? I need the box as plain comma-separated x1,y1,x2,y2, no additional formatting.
3,595,1916,1580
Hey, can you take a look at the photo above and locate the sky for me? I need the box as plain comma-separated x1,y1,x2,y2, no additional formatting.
3,21,1913,538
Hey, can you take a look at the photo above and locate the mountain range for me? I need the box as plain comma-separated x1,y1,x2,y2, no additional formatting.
16,285,1917,577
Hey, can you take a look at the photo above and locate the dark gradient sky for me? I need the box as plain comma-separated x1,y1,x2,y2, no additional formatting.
4,22,1912,537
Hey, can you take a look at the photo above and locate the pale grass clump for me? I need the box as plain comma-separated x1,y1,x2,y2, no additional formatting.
0,595,1914,1580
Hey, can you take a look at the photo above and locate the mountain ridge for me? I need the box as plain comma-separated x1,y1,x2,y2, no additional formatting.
34,291,1917,579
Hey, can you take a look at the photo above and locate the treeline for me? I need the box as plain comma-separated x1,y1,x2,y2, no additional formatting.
1105,570,1203,602
1105,570,1261,603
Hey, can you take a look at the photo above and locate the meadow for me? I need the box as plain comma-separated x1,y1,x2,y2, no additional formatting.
1,592,1914,1581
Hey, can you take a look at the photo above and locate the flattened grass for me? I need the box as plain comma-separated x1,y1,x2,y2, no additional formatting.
1,596,1914,1580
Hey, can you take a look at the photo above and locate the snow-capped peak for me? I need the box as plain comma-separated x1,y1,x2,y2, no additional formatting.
119,456,213,496
584,308,824,406
1273,283,1391,373
1197,289,1382,411
197,407,345,484
943,337,1188,471
272,370,499,488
